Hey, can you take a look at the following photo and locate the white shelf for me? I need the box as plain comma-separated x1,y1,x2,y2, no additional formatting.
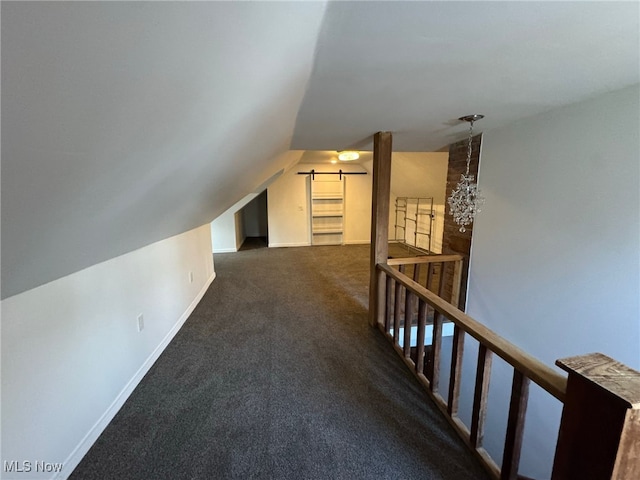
311,178,344,245
312,213,343,218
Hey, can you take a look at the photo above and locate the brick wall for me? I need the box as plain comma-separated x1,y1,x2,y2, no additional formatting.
442,134,482,310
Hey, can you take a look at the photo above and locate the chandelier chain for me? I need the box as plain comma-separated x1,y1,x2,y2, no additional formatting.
465,119,474,176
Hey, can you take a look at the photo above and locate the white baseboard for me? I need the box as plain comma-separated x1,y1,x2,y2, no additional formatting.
268,242,310,248
344,240,370,245
56,272,216,480
213,247,237,253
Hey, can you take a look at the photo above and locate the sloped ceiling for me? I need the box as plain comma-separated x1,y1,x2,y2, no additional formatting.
1,2,327,298
2,1,638,298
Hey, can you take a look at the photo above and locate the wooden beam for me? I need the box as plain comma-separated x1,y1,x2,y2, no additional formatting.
369,131,393,326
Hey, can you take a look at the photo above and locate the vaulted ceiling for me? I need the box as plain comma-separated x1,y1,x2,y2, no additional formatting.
2,1,638,298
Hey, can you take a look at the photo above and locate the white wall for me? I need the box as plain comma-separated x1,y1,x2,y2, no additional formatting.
466,85,640,478
268,163,372,247
343,169,373,244
1,224,215,479
267,167,310,247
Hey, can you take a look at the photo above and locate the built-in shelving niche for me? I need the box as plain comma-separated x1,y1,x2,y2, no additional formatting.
310,177,344,245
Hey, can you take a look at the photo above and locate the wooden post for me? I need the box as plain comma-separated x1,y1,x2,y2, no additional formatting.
368,132,393,326
551,353,640,480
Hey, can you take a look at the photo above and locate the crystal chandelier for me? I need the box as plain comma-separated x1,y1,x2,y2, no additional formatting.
447,114,485,233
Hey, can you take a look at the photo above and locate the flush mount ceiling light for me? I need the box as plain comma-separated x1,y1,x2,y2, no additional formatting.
447,114,485,233
337,151,360,161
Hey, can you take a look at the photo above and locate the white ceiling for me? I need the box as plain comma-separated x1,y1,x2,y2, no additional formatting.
2,1,638,298
293,1,640,151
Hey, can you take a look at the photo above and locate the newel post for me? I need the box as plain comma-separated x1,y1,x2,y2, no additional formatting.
551,353,640,480
368,131,392,327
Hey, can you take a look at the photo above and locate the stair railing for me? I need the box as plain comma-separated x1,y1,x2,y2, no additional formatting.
376,257,640,480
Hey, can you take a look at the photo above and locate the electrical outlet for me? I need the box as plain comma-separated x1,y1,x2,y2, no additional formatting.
189,271,194,283
137,314,144,332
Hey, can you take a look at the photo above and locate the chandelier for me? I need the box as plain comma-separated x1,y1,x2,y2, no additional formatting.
447,114,485,233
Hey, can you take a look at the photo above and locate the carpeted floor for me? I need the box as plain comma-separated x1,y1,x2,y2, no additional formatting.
71,245,489,480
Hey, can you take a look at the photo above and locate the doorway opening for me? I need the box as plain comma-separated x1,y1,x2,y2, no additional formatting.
239,190,268,251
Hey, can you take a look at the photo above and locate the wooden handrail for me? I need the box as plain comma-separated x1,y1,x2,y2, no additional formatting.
387,254,463,265
378,262,567,401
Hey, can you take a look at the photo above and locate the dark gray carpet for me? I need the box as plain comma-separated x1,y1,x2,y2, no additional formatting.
71,245,489,480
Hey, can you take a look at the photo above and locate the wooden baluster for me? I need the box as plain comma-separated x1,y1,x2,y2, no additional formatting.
384,275,392,333
412,263,421,282
403,290,415,358
415,300,427,375
501,369,530,480
447,325,465,416
425,262,434,292
451,258,463,308
393,266,405,343
411,263,421,326
428,311,443,392
470,344,493,448
438,262,447,299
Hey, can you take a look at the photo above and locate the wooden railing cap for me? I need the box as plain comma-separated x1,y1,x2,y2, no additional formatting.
556,352,640,408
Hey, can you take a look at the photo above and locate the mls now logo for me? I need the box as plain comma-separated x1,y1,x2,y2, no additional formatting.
4,460,63,473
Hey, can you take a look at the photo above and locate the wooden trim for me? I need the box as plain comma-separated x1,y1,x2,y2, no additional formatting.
378,263,567,401
470,344,493,448
368,132,392,326
501,370,530,480
387,254,463,266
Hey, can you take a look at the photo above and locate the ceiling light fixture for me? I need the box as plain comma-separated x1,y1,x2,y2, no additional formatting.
447,114,485,233
337,151,360,161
